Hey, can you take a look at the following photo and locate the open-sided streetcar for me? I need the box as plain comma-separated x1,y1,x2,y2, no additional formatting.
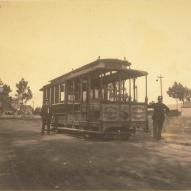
40,58,148,139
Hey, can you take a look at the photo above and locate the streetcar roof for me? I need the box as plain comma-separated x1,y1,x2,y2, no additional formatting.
40,58,148,90
102,69,148,84
50,58,131,82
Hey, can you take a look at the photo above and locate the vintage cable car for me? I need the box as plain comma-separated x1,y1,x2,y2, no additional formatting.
40,58,148,139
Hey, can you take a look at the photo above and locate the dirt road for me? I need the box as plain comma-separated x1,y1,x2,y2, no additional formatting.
0,117,191,190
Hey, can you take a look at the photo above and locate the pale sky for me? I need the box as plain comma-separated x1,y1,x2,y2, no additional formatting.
1,0,191,107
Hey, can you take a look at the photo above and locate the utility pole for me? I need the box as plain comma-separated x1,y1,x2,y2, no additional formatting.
157,75,163,98
135,85,138,101
0,79,4,114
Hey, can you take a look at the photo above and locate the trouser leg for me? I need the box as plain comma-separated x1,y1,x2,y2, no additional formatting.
158,120,164,139
47,118,50,134
41,118,46,133
153,120,158,139
52,116,57,132
158,127,162,139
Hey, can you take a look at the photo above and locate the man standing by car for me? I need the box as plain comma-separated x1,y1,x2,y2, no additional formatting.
149,96,170,140
41,98,52,135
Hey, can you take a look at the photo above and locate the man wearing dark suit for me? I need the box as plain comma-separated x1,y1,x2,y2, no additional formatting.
41,98,52,135
149,96,169,140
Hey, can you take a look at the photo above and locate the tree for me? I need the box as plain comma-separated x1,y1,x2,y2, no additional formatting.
184,87,191,102
167,82,191,105
15,78,33,104
0,82,12,111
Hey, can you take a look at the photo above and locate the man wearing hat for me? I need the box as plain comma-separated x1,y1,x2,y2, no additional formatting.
149,96,170,140
41,98,52,134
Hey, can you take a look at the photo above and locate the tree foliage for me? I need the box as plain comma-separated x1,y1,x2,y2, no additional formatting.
167,82,191,103
15,78,33,104
0,82,12,109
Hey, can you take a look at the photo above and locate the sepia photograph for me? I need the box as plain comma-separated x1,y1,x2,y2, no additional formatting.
0,0,191,190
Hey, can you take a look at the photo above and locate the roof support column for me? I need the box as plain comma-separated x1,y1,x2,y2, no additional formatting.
79,78,83,103
54,86,56,104
45,88,48,99
129,79,131,102
103,73,107,101
65,81,68,104
79,78,83,117
145,75,148,104
145,74,149,132
133,78,136,102
87,75,91,103
87,75,91,121
49,87,51,105
99,74,103,101
58,84,61,103
72,80,75,116
122,80,125,102
113,82,116,102
118,75,121,102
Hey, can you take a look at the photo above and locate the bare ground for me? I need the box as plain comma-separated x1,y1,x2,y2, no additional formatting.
0,117,191,190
